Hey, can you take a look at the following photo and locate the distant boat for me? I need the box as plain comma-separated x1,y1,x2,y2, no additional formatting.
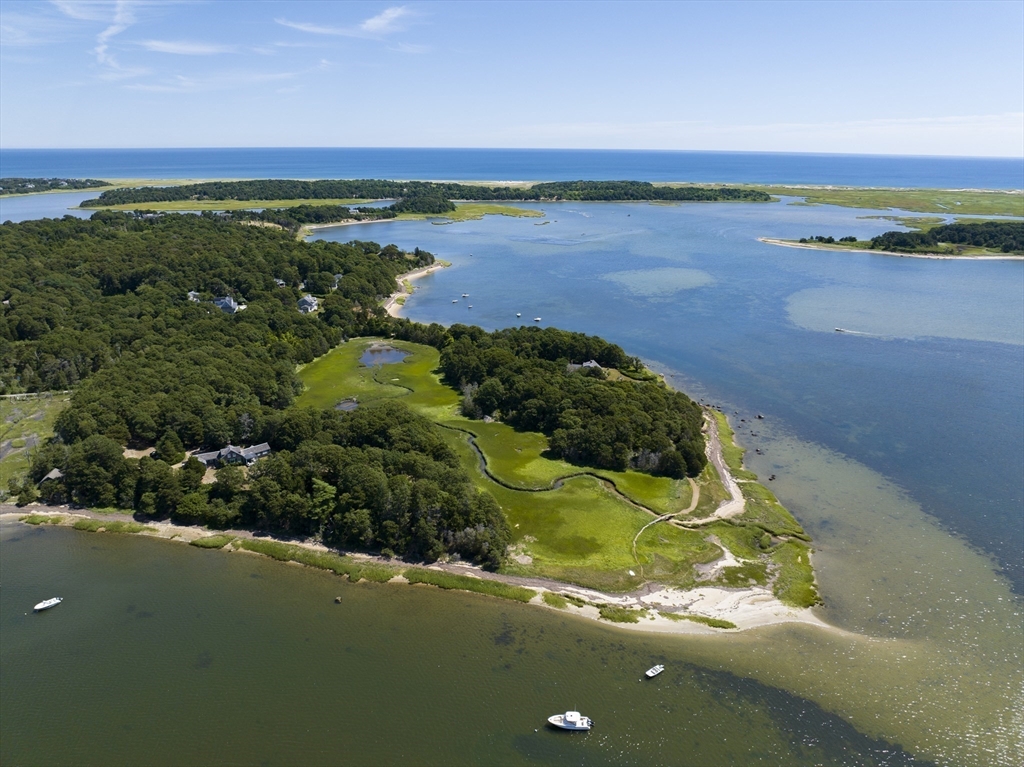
548,711,593,731
645,664,665,679
462,293,469,297
468,305,473,308
452,299,458,303
835,328,845,332
516,313,521,317
533,317,541,322
34,597,62,612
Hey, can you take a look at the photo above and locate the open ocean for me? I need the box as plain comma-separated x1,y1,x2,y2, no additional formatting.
2,148,1022,766
1,147,1022,188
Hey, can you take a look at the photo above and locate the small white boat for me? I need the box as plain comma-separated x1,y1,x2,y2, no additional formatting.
462,293,469,297
452,299,458,303
467,305,473,308
533,317,541,322
645,664,665,678
516,313,521,318
548,711,593,731
34,597,63,612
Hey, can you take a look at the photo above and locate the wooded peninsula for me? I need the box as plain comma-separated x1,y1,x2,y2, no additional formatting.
1,211,818,612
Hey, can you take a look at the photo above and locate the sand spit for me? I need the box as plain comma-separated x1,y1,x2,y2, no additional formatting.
759,237,1024,261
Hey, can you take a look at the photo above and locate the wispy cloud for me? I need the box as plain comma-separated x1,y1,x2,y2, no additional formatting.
140,39,235,55
360,6,411,35
276,6,414,39
51,0,145,77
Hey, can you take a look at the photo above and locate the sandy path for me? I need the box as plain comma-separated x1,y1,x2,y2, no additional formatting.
701,413,746,521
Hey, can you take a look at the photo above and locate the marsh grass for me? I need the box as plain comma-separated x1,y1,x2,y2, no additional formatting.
713,411,758,481
190,534,235,549
234,539,397,583
20,513,64,525
403,569,536,602
72,519,156,534
542,591,569,608
598,605,646,623
659,611,737,629
737,483,808,539
770,541,822,607
745,185,1024,217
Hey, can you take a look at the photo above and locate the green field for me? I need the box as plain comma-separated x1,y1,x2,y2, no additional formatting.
0,395,70,495
296,338,815,597
746,185,1024,217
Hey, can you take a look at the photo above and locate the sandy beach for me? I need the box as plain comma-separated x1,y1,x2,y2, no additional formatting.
383,262,450,317
759,237,1024,261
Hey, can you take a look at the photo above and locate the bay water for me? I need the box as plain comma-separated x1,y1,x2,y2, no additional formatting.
2,154,1022,765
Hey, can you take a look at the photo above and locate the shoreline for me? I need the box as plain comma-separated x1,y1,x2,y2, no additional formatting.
759,237,1024,261
383,262,450,317
1,506,836,637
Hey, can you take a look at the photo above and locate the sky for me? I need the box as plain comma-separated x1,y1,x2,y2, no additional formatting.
1,0,1022,156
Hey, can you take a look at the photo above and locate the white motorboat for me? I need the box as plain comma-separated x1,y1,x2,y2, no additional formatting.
645,664,665,678
462,293,469,297
548,711,592,731
516,313,521,317
533,317,541,322
33,597,63,612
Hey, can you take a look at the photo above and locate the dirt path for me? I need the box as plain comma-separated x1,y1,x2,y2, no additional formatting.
697,413,745,521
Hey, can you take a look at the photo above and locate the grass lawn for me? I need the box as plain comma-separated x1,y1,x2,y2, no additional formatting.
0,395,70,492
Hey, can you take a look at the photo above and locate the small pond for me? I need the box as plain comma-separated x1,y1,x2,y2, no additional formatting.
359,346,409,366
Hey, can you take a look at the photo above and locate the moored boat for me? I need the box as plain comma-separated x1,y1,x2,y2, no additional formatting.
645,664,665,678
33,597,63,612
547,711,593,731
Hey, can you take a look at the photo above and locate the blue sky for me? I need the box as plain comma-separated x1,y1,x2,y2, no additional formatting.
1,0,1022,155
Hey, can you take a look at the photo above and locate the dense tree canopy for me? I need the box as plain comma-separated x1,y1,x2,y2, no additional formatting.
437,325,707,478
81,179,771,208
802,221,1024,254
869,221,1023,254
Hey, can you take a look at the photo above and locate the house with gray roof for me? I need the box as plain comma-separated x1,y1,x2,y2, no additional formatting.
214,296,246,314
298,294,319,314
194,443,271,468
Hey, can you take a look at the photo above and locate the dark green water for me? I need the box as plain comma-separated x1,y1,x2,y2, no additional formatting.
2,523,933,767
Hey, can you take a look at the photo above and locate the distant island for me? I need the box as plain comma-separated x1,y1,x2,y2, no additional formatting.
762,220,1024,258
0,177,109,196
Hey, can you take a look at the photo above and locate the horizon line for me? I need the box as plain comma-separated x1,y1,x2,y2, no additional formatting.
1,146,1022,162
